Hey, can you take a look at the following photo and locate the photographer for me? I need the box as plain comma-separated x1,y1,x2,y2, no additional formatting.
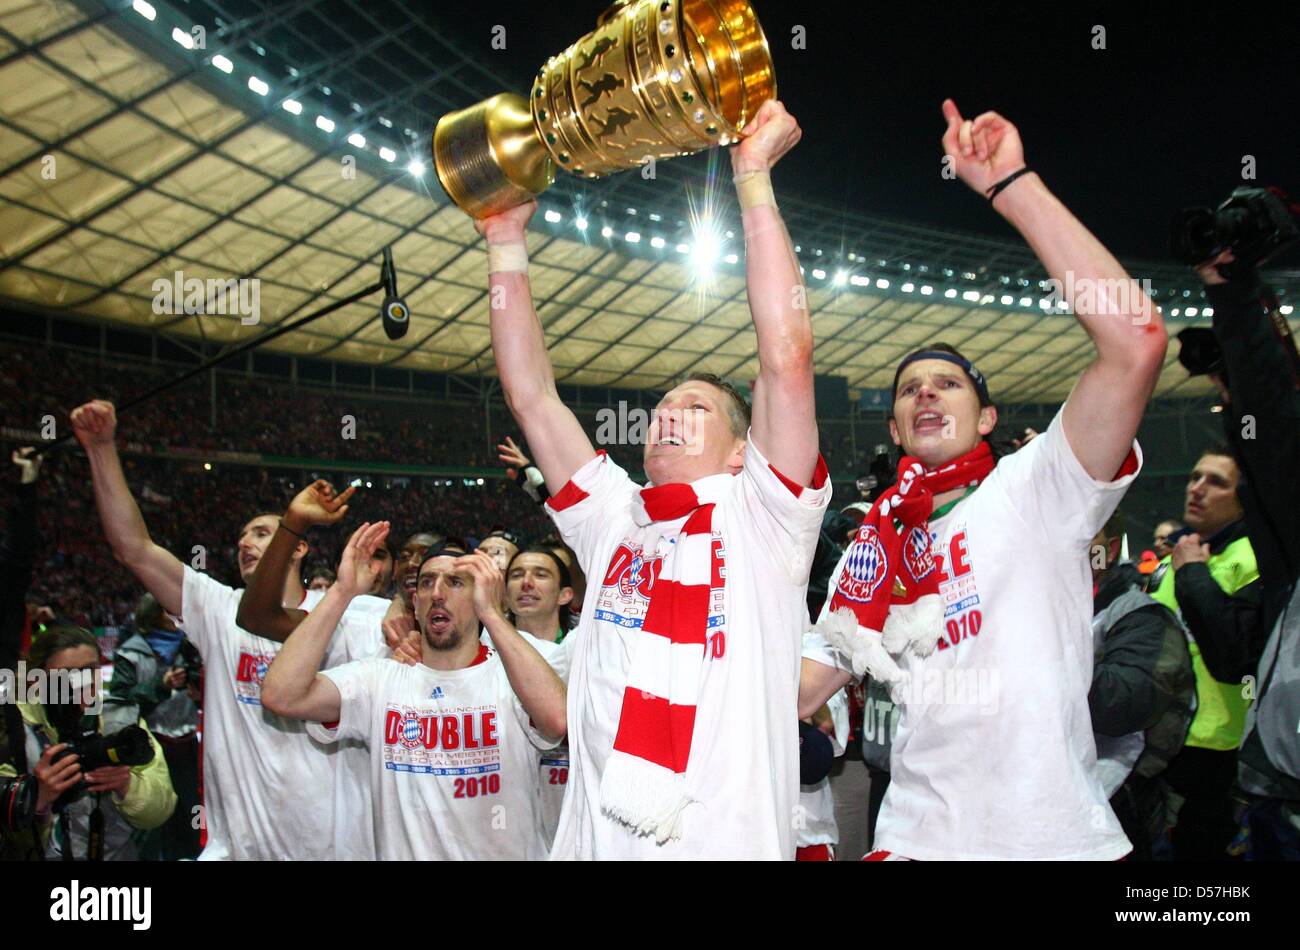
1193,229,1300,857
1,624,176,860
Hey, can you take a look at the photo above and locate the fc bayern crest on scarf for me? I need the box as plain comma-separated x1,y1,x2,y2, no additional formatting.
903,525,937,584
838,525,888,603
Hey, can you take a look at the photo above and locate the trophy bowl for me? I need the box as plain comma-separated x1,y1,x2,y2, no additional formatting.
434,0,776,219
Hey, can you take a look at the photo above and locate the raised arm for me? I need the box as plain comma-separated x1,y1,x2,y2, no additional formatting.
732,100,819,484
71,400,184,616
236,480,353,642
941,100,1168,480
456,552,566,740
262,521,389,722
476,202,596,493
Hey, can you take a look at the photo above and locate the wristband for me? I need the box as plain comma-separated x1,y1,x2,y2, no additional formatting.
734,169,776,210
986,167,1033,203
487,242,529,274
279,519,307,540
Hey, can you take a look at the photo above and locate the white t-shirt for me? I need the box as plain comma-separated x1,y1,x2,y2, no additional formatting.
796,684,849,849
310,635,559,860
181,568,336,860
301,589,391,624
547,435,830,859
528,632,572,853
806,412,1139,860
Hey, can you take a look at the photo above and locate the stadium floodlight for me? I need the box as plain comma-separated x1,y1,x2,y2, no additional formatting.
1203,308,1213,317
212,54,233,73
945,288,958,299
133,0,156,20
1000,295,1013,305
649,213,662,221
811,268,826,280
850,275,870,287
347,132,366,148
1170,308,1180,316
723,253,739,265
676,243,689,254
920,285,934,296
282,98,303,115
1186,307,1198,317
625,231,641,243
407,159,425,176
316,115,335,133
691,225,723,279
574,216,588,231
1019,297,1032,307
601,225,613,238
901,282,914,293
544,209,562,223
876,278,890,290
248,76,269,96
650,236,666,249
172,27,194,49
962,290,980,302
1281,305,1294,315
379,147,396,162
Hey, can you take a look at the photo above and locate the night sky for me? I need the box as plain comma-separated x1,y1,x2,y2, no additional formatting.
424,0,1299,263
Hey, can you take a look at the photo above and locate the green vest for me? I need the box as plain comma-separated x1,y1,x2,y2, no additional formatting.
1150,535,1259,751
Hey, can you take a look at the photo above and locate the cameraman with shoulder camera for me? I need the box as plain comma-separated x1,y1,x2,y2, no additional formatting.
1175,184,1300,858
1,448,43,857
0,625,176,860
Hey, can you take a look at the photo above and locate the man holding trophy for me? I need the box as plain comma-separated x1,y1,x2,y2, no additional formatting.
466,92,829,859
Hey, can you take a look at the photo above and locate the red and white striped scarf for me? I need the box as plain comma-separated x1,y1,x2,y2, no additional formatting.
599,475,730,843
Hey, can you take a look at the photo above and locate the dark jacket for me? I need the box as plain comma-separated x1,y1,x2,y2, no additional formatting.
1172,521,1266,683
1208,275,1300,799
1208,277,1300,628
0,481,36,674
1,481,37,773
1,480,37,858
1090,564,1195,779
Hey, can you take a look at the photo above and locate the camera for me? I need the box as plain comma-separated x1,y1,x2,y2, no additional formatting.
1175,327,1225,377
1171,186,1299,274
0,773,37,832
45,704,154,806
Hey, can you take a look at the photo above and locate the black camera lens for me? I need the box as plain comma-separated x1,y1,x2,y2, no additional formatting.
0,774,38,832
1170,208,1219,264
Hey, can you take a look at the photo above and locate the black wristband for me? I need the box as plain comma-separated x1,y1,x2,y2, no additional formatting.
986,166,1033,203
279,519,307,540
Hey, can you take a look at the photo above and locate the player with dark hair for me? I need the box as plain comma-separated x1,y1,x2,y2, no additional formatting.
262,526,566,860
800,100,1167,860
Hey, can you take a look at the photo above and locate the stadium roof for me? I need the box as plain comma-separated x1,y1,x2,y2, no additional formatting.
2,0,1296,405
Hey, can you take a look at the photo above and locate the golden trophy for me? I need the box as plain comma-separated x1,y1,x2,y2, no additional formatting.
433,0,776,219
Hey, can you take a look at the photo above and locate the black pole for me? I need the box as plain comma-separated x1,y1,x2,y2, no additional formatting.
33,278,387,457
